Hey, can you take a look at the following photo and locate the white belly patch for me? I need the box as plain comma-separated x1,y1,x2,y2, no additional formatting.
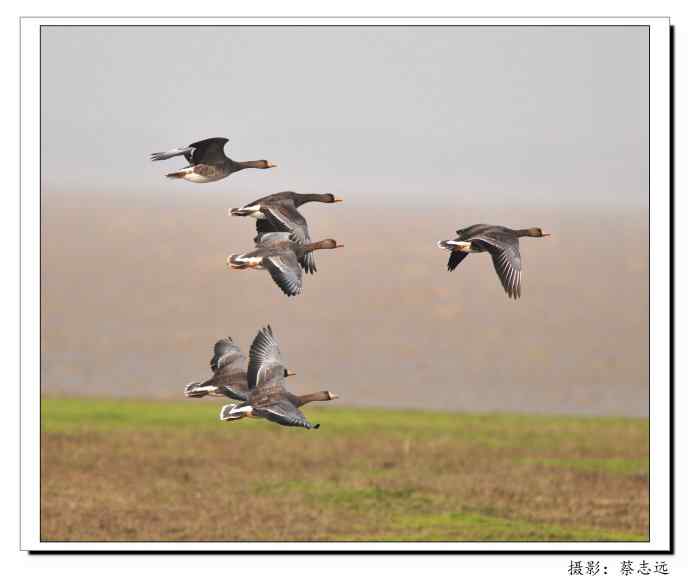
183,173,221,183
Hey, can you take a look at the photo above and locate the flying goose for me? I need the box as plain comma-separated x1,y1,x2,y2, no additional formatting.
438,224,550,299
150,137,275,183
184,336,295,400
220,325,338,429
227,232,343,297
230,192,344,274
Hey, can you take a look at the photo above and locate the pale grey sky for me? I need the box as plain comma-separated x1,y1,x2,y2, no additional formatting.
41,25,649,206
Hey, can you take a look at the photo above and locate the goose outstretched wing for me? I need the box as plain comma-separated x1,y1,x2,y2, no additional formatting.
263,252,303,297
447,250,468,272
254,398,318,429
188,137,229,165
247,326,287,389
472,234,522,299
210,337,246,372
255,205,316,274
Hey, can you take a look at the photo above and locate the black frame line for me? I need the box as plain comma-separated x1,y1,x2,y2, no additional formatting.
24,18,673,554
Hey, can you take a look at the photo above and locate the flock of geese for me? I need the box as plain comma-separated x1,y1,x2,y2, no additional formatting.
228,191,344,297
184,326,335,430
151,136,550,430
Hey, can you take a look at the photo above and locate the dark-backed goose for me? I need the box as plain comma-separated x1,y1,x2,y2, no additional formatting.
184,336,295,400
220,326,338,429
150,137,275,183
230,192,343,274
438,224,550,299
227,232,343,297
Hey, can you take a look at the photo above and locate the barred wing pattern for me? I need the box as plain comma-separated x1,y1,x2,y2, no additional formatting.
473,234,522,300
447,250,468,272
247,325,287,389
264,253,303,297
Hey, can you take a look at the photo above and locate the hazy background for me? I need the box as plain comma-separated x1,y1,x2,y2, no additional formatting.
41,26,649,416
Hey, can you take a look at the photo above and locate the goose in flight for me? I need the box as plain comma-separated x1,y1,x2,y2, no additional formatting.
220,325,338,429
150,137,275,183
227,232,343,297
230,192,343,274
184,336,295,400
438,224,550,299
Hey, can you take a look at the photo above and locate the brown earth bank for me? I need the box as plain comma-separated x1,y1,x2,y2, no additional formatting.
41,192,648,416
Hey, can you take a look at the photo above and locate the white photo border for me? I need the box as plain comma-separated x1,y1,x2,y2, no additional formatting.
20,16,671,553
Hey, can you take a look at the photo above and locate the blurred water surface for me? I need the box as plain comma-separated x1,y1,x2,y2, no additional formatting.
41,192,648,416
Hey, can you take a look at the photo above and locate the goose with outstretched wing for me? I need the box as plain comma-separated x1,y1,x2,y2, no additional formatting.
227,232,343,297
438,224,550,299
150,137,276,183
184,336,295,400
230,191,343,274
219,326,338,429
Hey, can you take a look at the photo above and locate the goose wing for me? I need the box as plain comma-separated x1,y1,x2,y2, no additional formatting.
256,218,277,236
254,205,316,274
254,231,292,246
472,234,522,299
247,326,287,389
210,337,246,372
300,251,317,275
251,390,317,429
288,217,317,275
188,137,229,164
456,224,494,239
208,337,249,400
257,203,306,235
263,252,303,297
447,251,468,272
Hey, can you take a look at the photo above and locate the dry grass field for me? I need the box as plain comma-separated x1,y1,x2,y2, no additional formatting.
41,397,649,542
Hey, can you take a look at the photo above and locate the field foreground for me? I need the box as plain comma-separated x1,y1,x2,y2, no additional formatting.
41,398,649,542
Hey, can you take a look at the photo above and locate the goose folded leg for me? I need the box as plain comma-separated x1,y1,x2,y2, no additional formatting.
219,402,254,421
186,383,249,401
227,253,264,269
184,382,217,398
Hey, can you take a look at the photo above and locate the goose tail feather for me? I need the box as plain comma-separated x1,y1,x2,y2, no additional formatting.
437,239,461,251
150,147,193,161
